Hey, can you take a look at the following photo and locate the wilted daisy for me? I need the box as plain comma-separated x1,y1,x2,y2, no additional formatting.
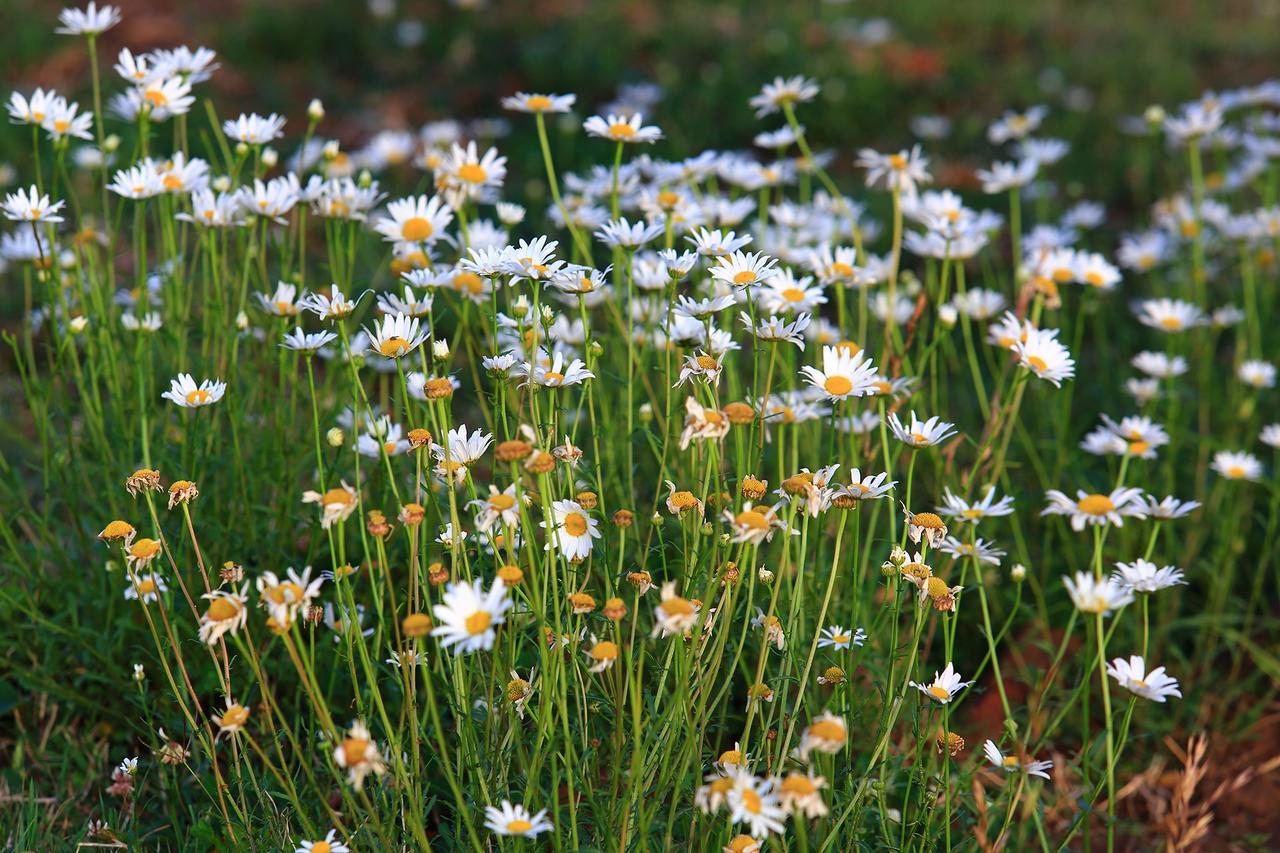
161,374,226,408
213,698,251,738
983,740,1053,780
584,635,621,673
198,585,249,644
332,720,387,790
816,625,867,650
800,345,880,400
796,712,848,760
301,482,358,529
583,113,662,144
431,577,511,654
484,800,553,837
1211,450,1262,482
1063,571,1134,614
1106,655,1182,702
543,499,601,561
1041,487,1146,530
723,502,787,545
652,582,699,637
889,412,957,449
910,663,973,704
256,566,325,626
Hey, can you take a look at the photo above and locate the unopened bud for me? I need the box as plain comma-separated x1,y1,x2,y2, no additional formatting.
308,99,325,122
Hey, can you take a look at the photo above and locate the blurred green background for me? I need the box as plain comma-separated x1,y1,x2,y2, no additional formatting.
2,0,1277,211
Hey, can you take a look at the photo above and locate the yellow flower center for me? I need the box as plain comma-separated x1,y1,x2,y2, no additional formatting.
402,216,433,241
1159,316,1183,330
1002,755,1019,768
135,578,157,595
736,510,768,530
341,738,369,766
379,336,410,357
206,598,241,622
185,389,212,405
1129,440,1150,455
457,163,487,184
1076,494,1115,515
590,641,619,660
562,512,588,537
740,788,762,814
961,508,984,519
144,89,168,107
453,271,483,294
266,582,304,605
695,354,719,370
928,685,951,701
831,262,855,278
526,96,552,111
781,774,816,796
162,175,183,191
543,371,565,385
130,538,161,559
465,610,493,636
782,287,806,302
312,843,332,853
1226,465,1245,478
608,122,636,139
506,819,534,833
824,376,853,396
219,705,249,729
733,270,758,285
808,719,846,743
888,154,907,169
490,494,516,511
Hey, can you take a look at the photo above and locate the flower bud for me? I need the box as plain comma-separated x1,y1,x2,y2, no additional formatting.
1011,563,1027,582
326,427,345,448
432,339,450,359
308,99,325,122
260,147,278,169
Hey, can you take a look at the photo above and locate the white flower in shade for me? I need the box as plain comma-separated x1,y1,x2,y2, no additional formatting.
542,500,600,562
687,226,752,257
987,106,1048,144
856,146,931,196
124,571,167,603
937,536,1006,566
431,578,511,654
222,112,285,144
1106,655,1182,702
751,608,785,649
1238,360,1276,389
300,285,361,322
301,481,358,529
501,92,575,114
911,663,972,704
1260,424,1280,449
238,175,299,222
816,625,867,650
374,194,452,244
121,312,162,332
177,188,245,228
983,740,1053,780
1041,487,1146,531
161,373,226,408
583,112,662,144
3,185,66,223
256,281,306,317
595,217,664,249
889,411,956,448
256,566,324,626
749,75,819,117
138,76,195,119
726,769,786,838
1012,326,1075,387
976,159,1037,193
515,351,594,388
484,800,553,837
1163,103,1223,143
57,2,121,35
710,250,780,289
1064,571,1133,614
1135,298,1204,332
1211,450,1263,482
1141,494,1200,520
722,502,787,545
938,486,1014,524
7,89,62,125
364,312,428,359
1131,351,1187,379
281,328,337,353
1112,559,1185,593
800,345,880,400
41,98,93,141
332,720,387,790
468,484,523,532
295,829,350,853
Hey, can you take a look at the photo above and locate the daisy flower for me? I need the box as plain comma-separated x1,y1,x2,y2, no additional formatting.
1211,450,1263,482
652,582,699,637
722,502,787,545
742,312,811,349
833,469,896,503
687,226,752,257
1131,351,1188,379
910,663,973,704
889,411,957,448
595,217,664,249
501,92,575,114
542,499,601,562
56,2,121,35
583,112,662,144
983,740,1053,780
726,770,786,838
124,571,167,603
431,578,511,654
301,481,358,529
374,194,453,244
516,351,594,388
584,634,621,673
1112,559,1185,593
796,712,847,760
749,75,819,117
198,585,249,644
799,345,880,400
256,281,305,317
1141,494,1200,520
295,829,350,853
333,720,387,790
1106,655,1182,702
987,105,1048,144
484,800,554,837
1041,487,1146,531
468,484,523,532
937,536,1006,566
256,566,324,626
1260,424,1280,449
937,486,1014,524
222,112,285,145
856,146,931,196
1135,298,1205,333
1238,360,1276,389
1012,327,1075,387
3,185,66,223
281,328,337,354
161,373,226,408
778,770,828,819
756,269,827,314
441,141,507,194
364,312,429,359
710,250,780,289
1063,571,1134,614
214,699,251,739
816,625,867,650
